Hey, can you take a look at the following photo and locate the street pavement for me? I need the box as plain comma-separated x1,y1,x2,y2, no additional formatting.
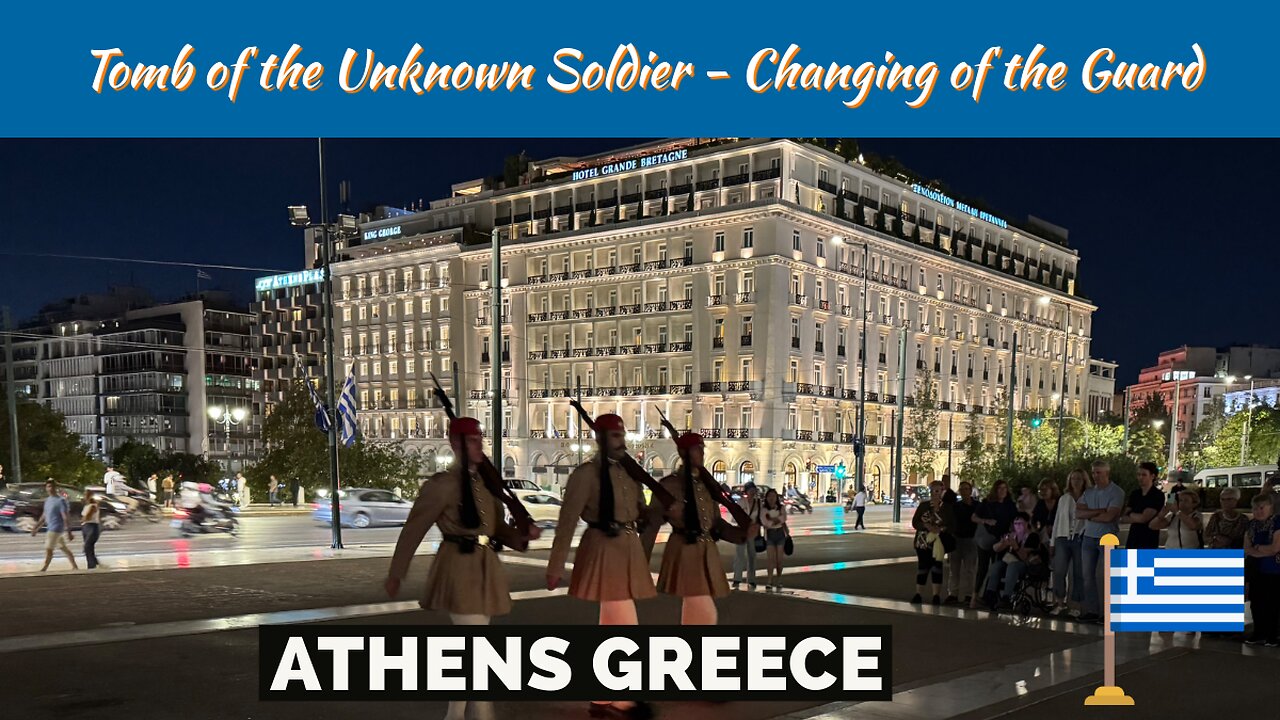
2,502,1277,719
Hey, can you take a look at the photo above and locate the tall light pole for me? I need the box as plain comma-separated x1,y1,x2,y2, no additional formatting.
490,228,503,479
1040,296,1070,463
1121,385,1132,454
1242,375,1255,465
287,139,354,549
1167,374,1182,473
2,306,21,485
833,236,869,498
208,405,247,471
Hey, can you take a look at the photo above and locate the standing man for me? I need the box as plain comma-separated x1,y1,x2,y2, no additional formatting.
1076,459,1125,623
853,484,868,530
641,432,750,626
268,475,280,507
32,480,77,571
1124,461,1165,549
385,417,538,720
945,480,978,605
146,473,158,498
161,474,175,507
235,472,250,509
547,414,656,720
103,466,125,495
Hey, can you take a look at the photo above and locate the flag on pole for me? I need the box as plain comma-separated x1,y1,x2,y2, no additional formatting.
196,268,212,280
305,378,330,434
1109,549,1245,632
337,365,358,447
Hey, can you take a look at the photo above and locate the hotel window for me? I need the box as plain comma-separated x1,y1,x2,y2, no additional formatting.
439,326,449,350
481,266,489,283
683,281,693,299
814,364,823,385
787,407,797,431
714,231,725,253
633,367,643,386
389,360,398,376
820,169,829,184
372,361,381,377
406,359,415,375
714,318,725,339
837,367,846,388
838,286,846,307
713,360,724,382
815,279,824,301
371,305,380,319
358,305,367,321
742,227,754,248
936,273,944,292
632,328,642,345
343,335,352,355
791,273,801,295
684,324,693,343
742,270,755,293
683,239,693,258
791,318,800,340
816,238,825,258
714,274,725,296
918,269,925,287
421,298,430,314
658,244,668,261
741,406,753,429
342,307,352,322
742,316,753,337
403,300,413,316
789,360,799,383
793,229,802,251
440,297,449,313
740,358,752,380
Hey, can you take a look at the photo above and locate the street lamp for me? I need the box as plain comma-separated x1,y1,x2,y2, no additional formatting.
208,405,248,471
1039,296,1071,463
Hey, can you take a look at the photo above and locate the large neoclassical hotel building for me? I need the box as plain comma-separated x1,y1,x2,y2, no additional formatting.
327,138,1095,498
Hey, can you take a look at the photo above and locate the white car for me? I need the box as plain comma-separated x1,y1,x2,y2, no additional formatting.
510,489,565,528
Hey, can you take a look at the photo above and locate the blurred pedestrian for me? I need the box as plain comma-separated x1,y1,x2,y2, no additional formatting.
732,482,762,589
82,488,103,569
853,485,867,530
235,472,250,509
161,475,175,507
290,477,300,507
146,473,158,498
945,480,977,605
268,475,280,506
32,480,77,571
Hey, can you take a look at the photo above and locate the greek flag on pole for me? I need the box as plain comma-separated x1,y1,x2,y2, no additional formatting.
1110,549,1245,632
337,365,358,447
305,379,330,434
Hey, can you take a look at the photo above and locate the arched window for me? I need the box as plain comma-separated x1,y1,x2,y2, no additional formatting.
870,466,883,500
739,461,755,486
503,456,516,478
712,460,727,485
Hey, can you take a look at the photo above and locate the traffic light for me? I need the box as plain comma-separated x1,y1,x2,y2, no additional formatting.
835,463,847,480
1030,415,1044,429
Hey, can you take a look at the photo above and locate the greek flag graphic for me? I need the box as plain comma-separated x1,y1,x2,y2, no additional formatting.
337,365,358,447
1110,549,1245,632
305,378,330,434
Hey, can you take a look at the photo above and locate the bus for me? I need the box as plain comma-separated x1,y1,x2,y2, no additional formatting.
1191,465,1279,490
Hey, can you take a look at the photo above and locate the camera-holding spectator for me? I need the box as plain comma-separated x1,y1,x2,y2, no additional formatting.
1243,494,1280,647
910,480,953,606
1151,490,1204,549
970,480,1016,609
981,512,1043,610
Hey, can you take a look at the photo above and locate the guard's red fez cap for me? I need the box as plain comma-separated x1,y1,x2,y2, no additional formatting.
676,432,704,451
448,417,482,437
594,414,625,433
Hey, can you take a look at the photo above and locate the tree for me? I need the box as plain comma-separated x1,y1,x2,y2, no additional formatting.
1180,396,1227,473
959,411,992,490
248,380,426,497
0,399,104,485
905,367,940,482
1128,424,1167,466
1131,394,1170,431
834,138,860,162
111,439,163,485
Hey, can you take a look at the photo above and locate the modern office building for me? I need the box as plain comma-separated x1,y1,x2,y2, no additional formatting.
331,138,1096,498
3,290,262,472
254,267,327,410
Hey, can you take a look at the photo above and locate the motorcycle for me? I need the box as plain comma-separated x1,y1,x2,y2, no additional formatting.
171,505,239,537
123,490,163,523
784,493,813,514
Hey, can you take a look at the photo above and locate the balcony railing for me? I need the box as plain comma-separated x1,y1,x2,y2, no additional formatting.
752,167,781,181
815,341,825,352
795,382,815,394
707,294,724,307
724,172,749,186
837,344,846,356
696,178,720,191
817,431,834,442
792,294,808,307
796,430,814,441
727,380,752,391
701,428,723,439
817,300,831,311
841,389,857,400
700,381,722,392
840,433,856,443
726,428,753,439
736,292,754,304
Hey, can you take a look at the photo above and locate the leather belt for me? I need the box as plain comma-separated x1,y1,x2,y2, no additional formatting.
442,533,501,554
587,521,636,537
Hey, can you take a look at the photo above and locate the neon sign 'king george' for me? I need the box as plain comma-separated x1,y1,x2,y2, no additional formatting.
910,183,1008,230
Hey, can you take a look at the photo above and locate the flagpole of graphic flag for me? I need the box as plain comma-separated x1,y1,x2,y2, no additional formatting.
1084,533,1134,706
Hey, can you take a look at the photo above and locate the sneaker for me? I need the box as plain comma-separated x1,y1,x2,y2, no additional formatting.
1266,639,1280,648
1244,636,1265,646
749,582,758,590
943,595,959,605
910,594,923,604
931,595,941,606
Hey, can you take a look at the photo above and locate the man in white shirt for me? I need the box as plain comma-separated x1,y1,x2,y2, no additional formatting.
854,486,868,530
103,467,125,495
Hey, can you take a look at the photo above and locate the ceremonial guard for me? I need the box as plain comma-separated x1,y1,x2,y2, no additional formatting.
385,416,538,720
547,413,656,720
642,432,753,625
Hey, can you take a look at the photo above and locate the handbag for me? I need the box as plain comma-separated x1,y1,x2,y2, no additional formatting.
784,535,794,556
754,536,766,553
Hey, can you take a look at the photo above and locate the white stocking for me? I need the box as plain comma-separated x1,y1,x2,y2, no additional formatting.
445,613,492,720
596,600,638,709
681,596,717,625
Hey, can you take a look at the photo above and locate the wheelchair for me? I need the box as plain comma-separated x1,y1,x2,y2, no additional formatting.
1008,560,1055,618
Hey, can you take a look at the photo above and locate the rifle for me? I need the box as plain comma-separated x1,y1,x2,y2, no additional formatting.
429,373,534,541
653,406,755,531
566,392,676,509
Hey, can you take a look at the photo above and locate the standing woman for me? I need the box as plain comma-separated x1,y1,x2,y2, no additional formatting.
732,483,762,589
1051,469,1090,616
970,480,1016,609
760,488,789,590
82,488,103,570
385,417,538,720
1032,479,1060,545
911,480,952,605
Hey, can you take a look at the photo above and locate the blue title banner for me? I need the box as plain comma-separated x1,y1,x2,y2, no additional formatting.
2,1,1273,137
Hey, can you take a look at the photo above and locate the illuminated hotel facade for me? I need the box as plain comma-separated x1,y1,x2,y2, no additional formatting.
331,138,1095,497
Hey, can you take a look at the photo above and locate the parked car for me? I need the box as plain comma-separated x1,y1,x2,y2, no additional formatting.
0,482,127,533
313,488,412,528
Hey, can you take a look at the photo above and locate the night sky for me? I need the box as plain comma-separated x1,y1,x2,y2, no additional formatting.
1,139,1275,387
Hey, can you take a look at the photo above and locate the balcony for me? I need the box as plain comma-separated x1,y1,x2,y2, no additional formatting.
792,294,808,307
727,380,752,392
840,305,852,317
707,294,724,307
817,431,834,442
741,334,753,347
712,337,725,349
752,167,781,181
841,389,857,400
479,351,510,363
726,428,753,439
724,172,749,186
696,178,720,191
817,300,831,311
700,381,722,392
796,430,814,441
701,428,723,439
818,385,835,397
795,382,815,395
